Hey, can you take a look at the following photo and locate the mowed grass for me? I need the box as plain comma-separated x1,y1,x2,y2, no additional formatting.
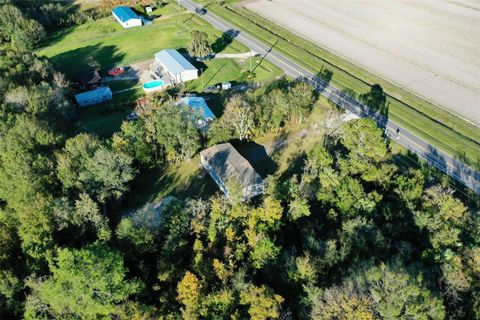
201,2,480,164
37,1,283,138
186,57,282,92
37,2,249,78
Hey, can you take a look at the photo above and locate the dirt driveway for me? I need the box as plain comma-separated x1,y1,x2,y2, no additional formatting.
104,59,154,84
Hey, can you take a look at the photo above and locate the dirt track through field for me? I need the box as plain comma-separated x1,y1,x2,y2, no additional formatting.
245,0,480,126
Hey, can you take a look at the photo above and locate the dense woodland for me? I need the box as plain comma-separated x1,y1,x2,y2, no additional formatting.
0,1,479,319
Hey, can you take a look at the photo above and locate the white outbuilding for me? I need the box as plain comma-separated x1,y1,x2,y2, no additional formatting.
75,87,112,108
154,49,198,83
112,6,142,29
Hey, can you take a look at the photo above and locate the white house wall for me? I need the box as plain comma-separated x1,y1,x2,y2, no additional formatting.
180,69,199,82
113,13,142,29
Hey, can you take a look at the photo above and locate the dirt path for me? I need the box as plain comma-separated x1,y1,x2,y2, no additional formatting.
214,51,257,61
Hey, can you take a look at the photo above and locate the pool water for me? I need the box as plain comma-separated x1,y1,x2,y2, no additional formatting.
143,80,165,89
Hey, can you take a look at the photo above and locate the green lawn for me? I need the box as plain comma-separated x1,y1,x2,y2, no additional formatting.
200,2,480,164
185,57,282,92
38,1,284,138
37,1,249,78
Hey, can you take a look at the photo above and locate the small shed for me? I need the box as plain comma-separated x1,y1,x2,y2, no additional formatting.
112,6,142,28
75,87,112,107
200,143,264,200
145,6,153,13
178,96,215,129
222,82,232,90
154,49,198,83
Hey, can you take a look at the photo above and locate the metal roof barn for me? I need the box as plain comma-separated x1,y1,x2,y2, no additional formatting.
154,49,198,83
200,143,264,200
112,6,142,28
75,87,112,108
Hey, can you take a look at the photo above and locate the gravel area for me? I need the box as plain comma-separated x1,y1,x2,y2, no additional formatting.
245,0,480,125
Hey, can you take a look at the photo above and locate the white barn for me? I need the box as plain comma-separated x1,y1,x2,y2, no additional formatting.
112,6,142,29
154,49,198,83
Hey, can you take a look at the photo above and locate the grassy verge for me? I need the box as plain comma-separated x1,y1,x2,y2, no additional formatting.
201,2,480,164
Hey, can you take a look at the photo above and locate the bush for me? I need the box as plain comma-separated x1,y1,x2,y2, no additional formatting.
135,4,145,14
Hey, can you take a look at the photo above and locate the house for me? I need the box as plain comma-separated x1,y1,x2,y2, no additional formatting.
112,6,142,28
222,82,232,90
75,87,112,107
177,96,215,129
200,143,264,200
154,49,198,83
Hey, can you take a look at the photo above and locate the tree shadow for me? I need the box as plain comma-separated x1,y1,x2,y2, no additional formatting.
49,44,125,81
315,66,333,93
277,151,308,184
232,140,278,177
211,29,239,53
359,84,389,128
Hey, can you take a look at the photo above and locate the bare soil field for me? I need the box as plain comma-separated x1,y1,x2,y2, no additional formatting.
245,0,480,126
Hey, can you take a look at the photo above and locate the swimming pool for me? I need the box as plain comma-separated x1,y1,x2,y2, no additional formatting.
143,80,165,93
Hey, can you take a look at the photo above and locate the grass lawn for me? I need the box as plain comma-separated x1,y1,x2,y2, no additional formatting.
37,1,249,78
126,155,219,207
74,87,143,137
38,1,284,138
185,57,282,92
199,2,480,165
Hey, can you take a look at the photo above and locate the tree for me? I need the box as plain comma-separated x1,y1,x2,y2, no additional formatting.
112,120,158,167
177,271,203,319
0,270,24,318
0,5,45,51
239,285,284,320
287,82,315,124
341,118,387,164
311,281,375,320
354,261,445,319
218,95,255,141
24,244,140,319
151,103,201,162
340,119,393,183
188,30,213,58
255,89,289,132
0,115,62,212
56,133,136,203
52,193,111,242
415,185,467,253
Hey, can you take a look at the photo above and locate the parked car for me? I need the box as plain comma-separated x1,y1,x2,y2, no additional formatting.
195,7,207,15
108,67,125,77
196,53,215,62
126,111,139,121
204,85,216,93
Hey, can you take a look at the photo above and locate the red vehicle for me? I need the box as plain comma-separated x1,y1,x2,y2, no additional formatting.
107,67,125,76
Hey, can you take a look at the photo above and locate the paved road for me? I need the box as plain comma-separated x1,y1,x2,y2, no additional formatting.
181,0,480,194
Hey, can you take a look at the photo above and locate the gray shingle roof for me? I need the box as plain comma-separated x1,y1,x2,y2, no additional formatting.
200,143,263,192
154,49,197,77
